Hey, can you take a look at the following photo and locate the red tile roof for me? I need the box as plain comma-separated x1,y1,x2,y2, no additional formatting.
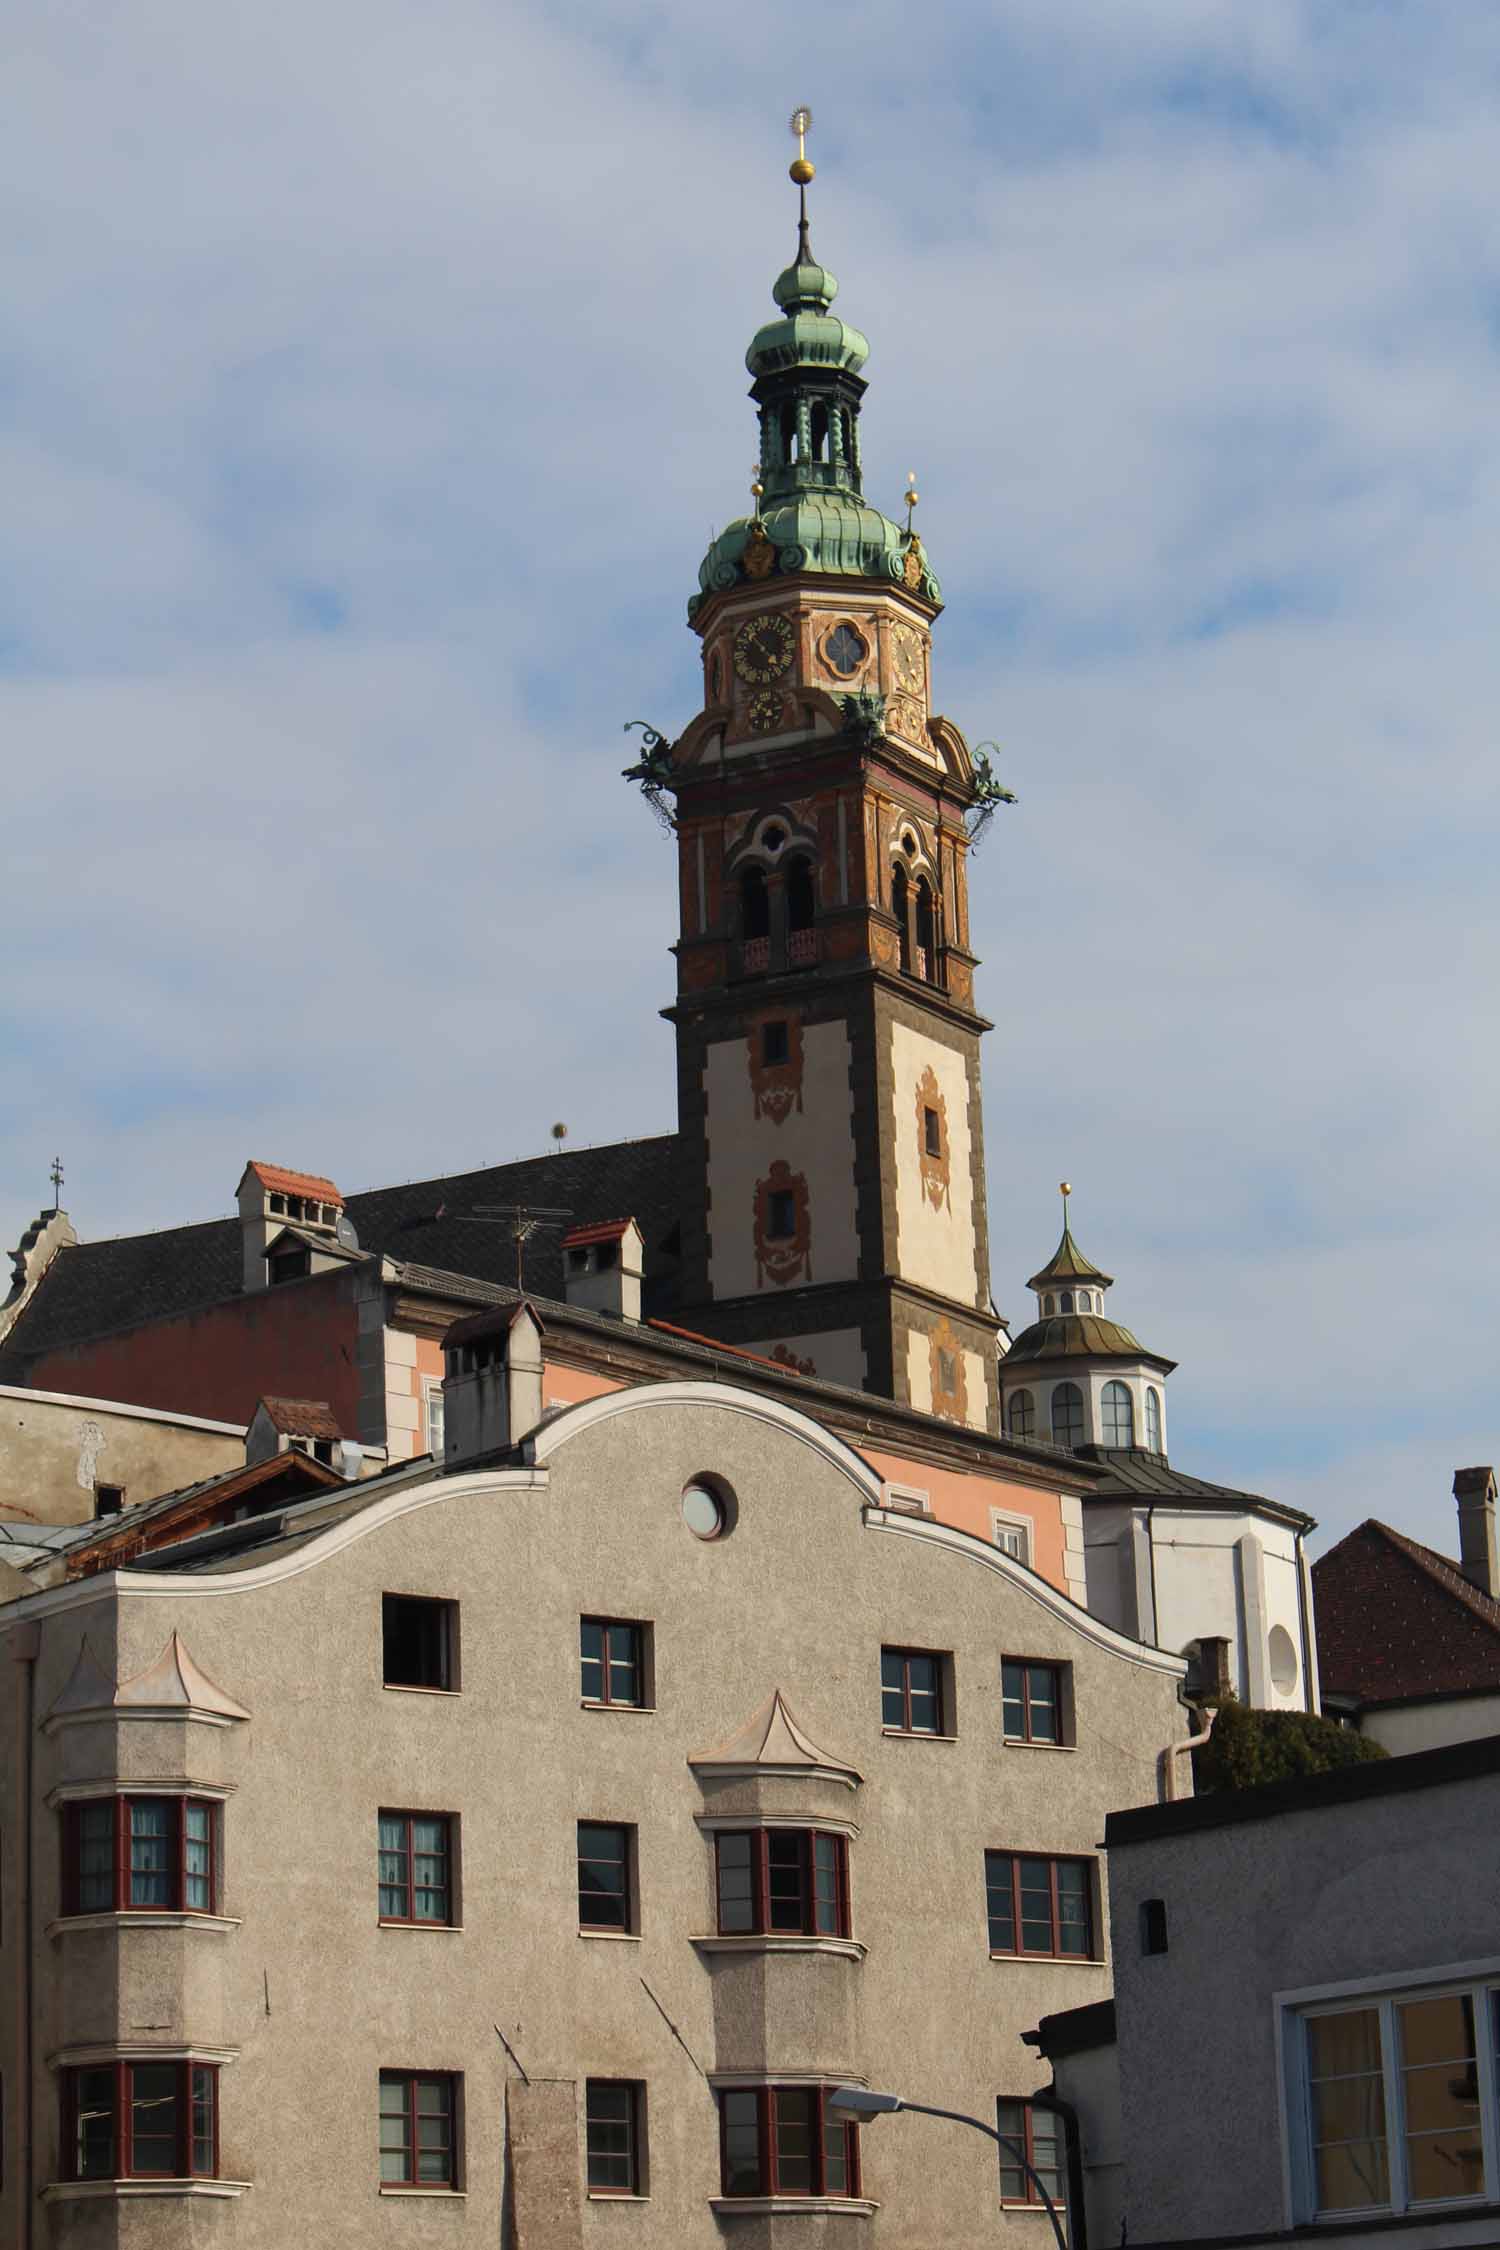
245,1162,343,1205
562,1218,636,1248
1313,1518,1500,1707
255,1397,344,1439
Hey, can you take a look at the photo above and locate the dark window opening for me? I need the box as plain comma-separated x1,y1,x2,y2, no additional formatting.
595,1241,618,1272
985,1852,1094,1959
578,1821,634,1931
63,2061,218,2181
785,856,816,931
268,1192,287,1215
63,1796,216,1916
766,1189,796,1239
810,402,828,461
923,1107,941,1157
378,1811,455,1925
586,2081,644,2196
779,402,796,464
382,1594,457,1691
1140,1897,1169,1954
881,1646,946,1734
580,1619,647,1707
718,2085,860,2200
567,1245,589,1272
740,866,770,943
93,1484,125,1519
892,863,911,973
762,1020,789,1066
997,2099,1067,2212
1001,1660,1064,1745
915,877,936,975
715,1829,849,1938
268,1247,311,1285
379,2071,458,2188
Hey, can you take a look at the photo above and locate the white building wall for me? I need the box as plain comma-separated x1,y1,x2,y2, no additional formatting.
705,1020,860,1300
1360,1691,1500,1756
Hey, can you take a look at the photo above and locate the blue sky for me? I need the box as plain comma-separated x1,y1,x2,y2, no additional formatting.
4,0,1498,1556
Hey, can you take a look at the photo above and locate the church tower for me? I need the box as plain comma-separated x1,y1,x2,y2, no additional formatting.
653,121,1007,1431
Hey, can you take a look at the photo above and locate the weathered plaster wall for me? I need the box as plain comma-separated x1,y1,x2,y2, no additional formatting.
0,1385,243,1527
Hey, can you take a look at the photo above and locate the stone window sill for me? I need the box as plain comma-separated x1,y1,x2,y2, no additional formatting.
581,1700,656,1715
1002,1737,1077,1753
44,2178,251,2201
378,1920,465,1934
47,1911,241,1939
691,1933,866,1961
710,2196,877,2216
881,1728,957,1744
579,1927,641,1942
588,2192,652,2203
378,2185,467,2198
382,1684,460,1698
990,1951,1106,1968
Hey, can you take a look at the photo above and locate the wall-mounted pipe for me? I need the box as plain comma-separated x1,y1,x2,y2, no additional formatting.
1158,1703,1215,1802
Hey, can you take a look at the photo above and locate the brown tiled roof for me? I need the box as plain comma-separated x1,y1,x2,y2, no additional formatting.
1313,1518,1500,1707
244,1162,343,1204
255,1398,343,1439
562,1218,635,1248
0,1136,681,1369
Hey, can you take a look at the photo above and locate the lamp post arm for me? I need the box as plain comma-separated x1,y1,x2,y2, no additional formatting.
889,2100,1068,2250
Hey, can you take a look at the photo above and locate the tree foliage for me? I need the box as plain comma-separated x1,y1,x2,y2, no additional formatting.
1191,1694,1388,1794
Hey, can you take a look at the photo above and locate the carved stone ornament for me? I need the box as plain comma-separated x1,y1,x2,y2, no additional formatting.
916,1066,952,1212
754,1159,812,1288
748,1011,805,1125
929,1315,969,1424
743,519,777,580
903,535,925,590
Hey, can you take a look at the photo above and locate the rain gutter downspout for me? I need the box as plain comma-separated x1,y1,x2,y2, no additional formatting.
1158,1702,1216,1802
12,1620,40,2250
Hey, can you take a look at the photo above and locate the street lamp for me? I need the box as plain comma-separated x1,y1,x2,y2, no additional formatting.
827,2085,1068,2250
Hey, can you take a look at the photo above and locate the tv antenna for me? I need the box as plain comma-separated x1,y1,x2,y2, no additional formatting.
49,1155,65,1208
463,1202,574,1291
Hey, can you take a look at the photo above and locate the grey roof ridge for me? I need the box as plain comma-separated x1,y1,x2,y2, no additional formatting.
336,1129,678,1204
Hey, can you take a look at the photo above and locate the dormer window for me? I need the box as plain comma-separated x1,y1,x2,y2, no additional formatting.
268,1247,311,1286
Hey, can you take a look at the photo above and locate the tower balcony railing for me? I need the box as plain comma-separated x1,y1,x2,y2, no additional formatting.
787,928,819,969
741,937,771,975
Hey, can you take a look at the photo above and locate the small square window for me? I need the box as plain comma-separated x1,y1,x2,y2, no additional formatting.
567,1245,590,1272
1001,1659,1066,1744
881,1646,948,1735
382,1594,457,1691
578,1821,635,1932
923,1105,941,1157
580,1619,649,1707
991,1511,1033,1565
586,2080,645,2195
93,1485,125,1519
766,1190,796,1239
762,1020,790,1065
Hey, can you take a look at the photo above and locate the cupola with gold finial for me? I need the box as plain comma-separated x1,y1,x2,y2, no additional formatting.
690,108,940,618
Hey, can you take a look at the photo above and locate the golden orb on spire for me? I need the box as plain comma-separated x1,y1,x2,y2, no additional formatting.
789,104,815,185
1060,1181,1072,1200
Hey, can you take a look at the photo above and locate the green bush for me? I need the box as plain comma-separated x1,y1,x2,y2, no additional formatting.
1191,1694,1388,1794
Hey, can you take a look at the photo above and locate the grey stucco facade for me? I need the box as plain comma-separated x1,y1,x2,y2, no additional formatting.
1,1377,1189,2246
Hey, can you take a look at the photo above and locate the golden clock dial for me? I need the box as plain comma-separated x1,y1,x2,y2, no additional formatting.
734,611,795,685
747,690,783,734
892,624,926,698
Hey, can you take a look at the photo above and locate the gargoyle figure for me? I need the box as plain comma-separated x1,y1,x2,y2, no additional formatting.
967,742,1018,847
621,721,677,833
835,689,887,748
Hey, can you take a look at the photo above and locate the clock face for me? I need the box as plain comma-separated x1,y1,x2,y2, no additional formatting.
734,612,795,685
892,624,926,698
747,689,783,734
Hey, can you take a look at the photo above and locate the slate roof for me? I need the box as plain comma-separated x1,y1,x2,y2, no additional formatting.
1073,1446,1314,1527
1026,1223,1113,1292
0,1135,681,1367
1313,1519,1500,1708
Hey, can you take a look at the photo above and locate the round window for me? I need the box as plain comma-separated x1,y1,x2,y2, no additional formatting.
761,825,786,854
682,1480,728,1540
1267,1625,1300,1697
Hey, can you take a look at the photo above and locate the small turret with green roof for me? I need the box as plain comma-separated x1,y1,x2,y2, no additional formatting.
689,114,939,621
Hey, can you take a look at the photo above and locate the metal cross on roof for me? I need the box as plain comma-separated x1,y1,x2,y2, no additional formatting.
49,1155,64,1206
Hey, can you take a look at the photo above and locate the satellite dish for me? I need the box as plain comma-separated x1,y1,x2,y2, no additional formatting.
335,1211,361,1251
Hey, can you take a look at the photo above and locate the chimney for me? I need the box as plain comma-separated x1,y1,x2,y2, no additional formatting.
442,1303,546,1469
1454,1467,1498,1598
561,1218,643,1323
236,1161,345,1294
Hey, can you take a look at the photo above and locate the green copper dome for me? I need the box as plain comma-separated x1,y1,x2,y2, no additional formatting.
688,220,938,622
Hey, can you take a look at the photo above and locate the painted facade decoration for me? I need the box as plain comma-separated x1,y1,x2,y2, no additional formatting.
753,1159,811,1288
916,1063,952,1212
889,1022,982,1308
929,1314,969,1425
747,1008,804,1123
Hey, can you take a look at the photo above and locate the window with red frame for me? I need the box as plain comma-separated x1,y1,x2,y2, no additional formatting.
714,1830,849,1939
62,2061,218,2180
718,2085,859,2199
379,2071,458,2188
62,1797,216,1916
377,1812,454,1924
996,2098,1067,2211
579,1618,646,1707
985,1852,1094,1959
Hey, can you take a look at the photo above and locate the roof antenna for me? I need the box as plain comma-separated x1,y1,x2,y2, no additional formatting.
49,1155,64,1211
789,105,814,261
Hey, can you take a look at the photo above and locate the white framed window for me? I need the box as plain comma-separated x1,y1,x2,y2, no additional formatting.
990,1510,1032,1566
1284,1970,1500,2221
422,1380,445,1461
881,1481,931,1517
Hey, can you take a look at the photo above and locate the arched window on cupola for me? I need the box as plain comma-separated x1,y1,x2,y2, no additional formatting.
1007,1390,1035,1442
891,863,912,974
740,865,770,943
1059,1291,1074,1315
914,878,936,980
1145,1387,1163,1454
1102,1381,1135,1447
1043,1294,1055,1317
1051,1382,1085,1450
810,403,828,463
780,402,798,464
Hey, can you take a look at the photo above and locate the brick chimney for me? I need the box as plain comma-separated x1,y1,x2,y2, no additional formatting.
1454,1466,1498,1598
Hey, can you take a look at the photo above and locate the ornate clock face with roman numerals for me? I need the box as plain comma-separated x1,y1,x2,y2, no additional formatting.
892,624,926,698
734,612,795,685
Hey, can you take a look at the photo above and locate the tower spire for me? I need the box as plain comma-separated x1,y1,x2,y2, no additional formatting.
789,105,814,263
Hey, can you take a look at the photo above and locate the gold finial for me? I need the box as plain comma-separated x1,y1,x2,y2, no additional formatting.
789,105,814,185
904,471,920,533
750,463,765,517
1059,1181,1072,1221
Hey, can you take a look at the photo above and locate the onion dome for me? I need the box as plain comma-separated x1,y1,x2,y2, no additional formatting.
1007,1186,1174,1372
689,121,939,621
